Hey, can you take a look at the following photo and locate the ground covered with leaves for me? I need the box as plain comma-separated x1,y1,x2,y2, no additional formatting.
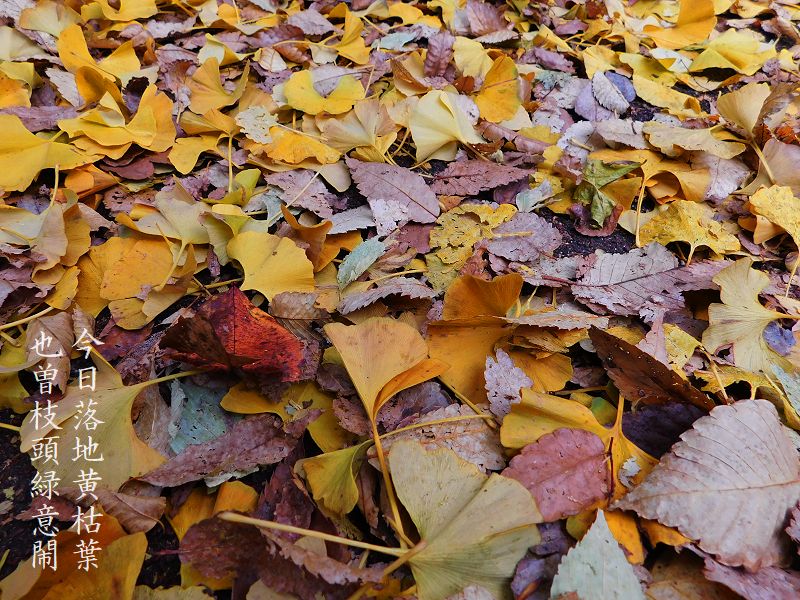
2,0,800,598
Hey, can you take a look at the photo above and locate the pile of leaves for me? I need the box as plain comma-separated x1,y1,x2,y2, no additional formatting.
2,0,800,597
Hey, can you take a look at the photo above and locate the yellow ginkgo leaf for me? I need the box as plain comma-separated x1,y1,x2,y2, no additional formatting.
19,1,81,38
409,90,484,163
689,29,777,76
264,127,341,164
748,185,800,249
331,10,371,64
188,58,249,115
644,0,716,50
0,114,92,192
81,0,157,21
702,257,790,374
318,99,398,162
284,69,365,116
227,230,315,300
473,55,520,123
57,23,140,82
324,317,438,417
717,81,771,139
639,199,740,262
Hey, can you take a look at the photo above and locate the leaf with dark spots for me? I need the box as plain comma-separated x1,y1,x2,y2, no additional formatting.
502,428,610,521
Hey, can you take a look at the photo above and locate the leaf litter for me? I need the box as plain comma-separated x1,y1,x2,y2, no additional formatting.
1,0,800,598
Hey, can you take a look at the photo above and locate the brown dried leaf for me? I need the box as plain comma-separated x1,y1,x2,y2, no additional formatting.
346,157,439,223
140,414,312,487
703,555,800,600
589,328,714,410
615,400,800,570
424,31,455,77
571,244,727,317
502,428,610,521
430,160,530,196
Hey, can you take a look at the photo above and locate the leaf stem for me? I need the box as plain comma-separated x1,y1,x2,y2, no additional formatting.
0,422,21,432
0,306,55,331
217,512,405,556
633,176,648,247
371,419,408,548
440,381,498,429
141,369,207,388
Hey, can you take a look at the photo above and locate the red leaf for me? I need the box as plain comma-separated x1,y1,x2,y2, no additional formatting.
161,287,304,383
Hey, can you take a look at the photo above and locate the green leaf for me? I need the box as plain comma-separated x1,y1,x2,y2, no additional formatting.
337,237,386,289
550,510,645,600
389,440,541,600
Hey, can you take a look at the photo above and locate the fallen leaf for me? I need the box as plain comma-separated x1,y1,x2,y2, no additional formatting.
615,400,800,570
502,428,610,521
550,511,645,600
702,257,789,373
389,440,542,600
160,287,304,383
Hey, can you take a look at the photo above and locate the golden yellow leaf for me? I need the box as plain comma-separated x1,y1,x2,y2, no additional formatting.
227,230,315,300
717,82,771,139
473,56,520,123
188,58,249,115
644,0,716,50
409,90,484,162
264,127,341,164
324,317,444,418
689,29,777,76
0,114,92,192
639,200,740,262
284,70,365,116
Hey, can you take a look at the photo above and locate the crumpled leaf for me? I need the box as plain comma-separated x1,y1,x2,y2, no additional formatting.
503,428,610,521
161,286,304,383
486,212,562,263
284,69,365,116
550,511,645,600
389,440,542,600
376,403,504,472
295,440,371,516
484,348,532,418
644,0,716,50
338,276,436,314
615,400,800,570
572,243,727,317
748,185,800,249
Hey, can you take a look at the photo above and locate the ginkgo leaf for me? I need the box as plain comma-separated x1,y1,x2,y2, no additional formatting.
639,200,740,262
748,185,800,249
644,0,716,50
689,29,777,76
473,55,519,123
323,317,445,417
0,114,91,192
389,440,542,600
717,82,771,139
284,69,365,115
264,127,341,164
295,440,371,516
551,511,646,600
615,400,800,571
188,58,249,115
19,364,166,492
409,90,484,162
702,257,788,373
227,231,315,301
